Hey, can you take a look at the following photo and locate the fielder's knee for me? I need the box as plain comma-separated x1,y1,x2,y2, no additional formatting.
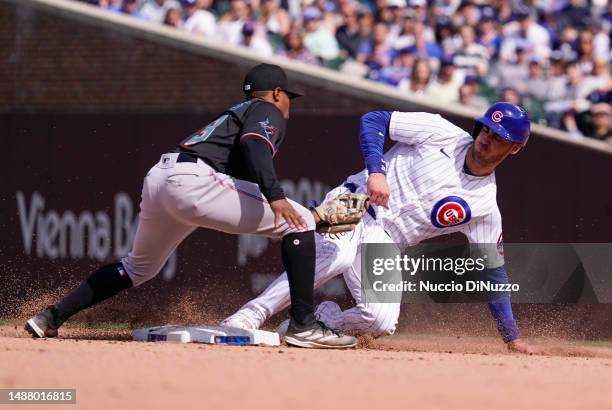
119,256,161,287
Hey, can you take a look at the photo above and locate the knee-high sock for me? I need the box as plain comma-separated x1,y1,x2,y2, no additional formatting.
51,263,133,328
281,231,316,327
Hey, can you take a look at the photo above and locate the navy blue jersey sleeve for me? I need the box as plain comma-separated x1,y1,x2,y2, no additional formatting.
359,111,392,175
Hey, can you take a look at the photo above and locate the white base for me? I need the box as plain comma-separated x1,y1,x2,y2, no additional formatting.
132,324,280,347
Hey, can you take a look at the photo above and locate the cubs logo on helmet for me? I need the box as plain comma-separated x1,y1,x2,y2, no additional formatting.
471,102,531,145
430,196,472,228
491,110,503,122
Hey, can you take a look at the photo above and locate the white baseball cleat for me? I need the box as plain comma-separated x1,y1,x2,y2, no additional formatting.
284,320,357,349
220,313,258,330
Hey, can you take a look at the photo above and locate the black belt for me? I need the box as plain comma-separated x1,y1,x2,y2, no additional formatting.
176,153,220,172
176,153,198,163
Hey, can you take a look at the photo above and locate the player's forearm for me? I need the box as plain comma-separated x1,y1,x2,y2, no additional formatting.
488,300,519,343
485,265,520,343
359,111,392,175
240,137,286,202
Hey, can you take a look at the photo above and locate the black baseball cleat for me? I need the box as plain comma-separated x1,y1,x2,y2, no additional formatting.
284,320,357,349
24,306,59,338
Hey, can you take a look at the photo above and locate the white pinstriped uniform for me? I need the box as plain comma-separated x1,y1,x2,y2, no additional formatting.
233,112,505,336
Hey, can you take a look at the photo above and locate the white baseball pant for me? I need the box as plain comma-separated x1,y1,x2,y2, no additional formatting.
121,153,315,286
235,185,401,337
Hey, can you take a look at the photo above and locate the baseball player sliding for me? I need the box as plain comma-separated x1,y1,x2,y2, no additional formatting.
223,102,534,354
24,64,360,349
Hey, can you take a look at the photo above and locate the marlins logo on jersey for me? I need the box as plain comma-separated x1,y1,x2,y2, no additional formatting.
430,196,472,228
258,118,277,140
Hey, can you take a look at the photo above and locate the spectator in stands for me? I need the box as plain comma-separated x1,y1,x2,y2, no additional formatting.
558,0,590,30
163,7,183,28
433,15,455,56
122,0,144,18
588,103,612,143
576,29,596,75
590,20,610,61
477,12,501,59
431,0,461,19
217,0,251,45
377,47,415,86
302,7,341,63
399,58,431,95
491,41,530,91
495,0,513,24
98,0,123,13
384,0,406,43
583,59,611,100
500,87,523,106
393,14,416,50
525,56,548,101
182,0,216,38
357,22,393,71
335,3,362,59
425,55,462,103
412,20,442,61
544,61,584,129
453,25,489,76
409,0,428,24
277,29,321,65
553,26,579,63
458,83,487,110
258,0,291,39
140,0,181,23
240,21,274,56
545,52,566,99
374,0,399,28
456,1,480,29
312,0,338,35
502,6,550,60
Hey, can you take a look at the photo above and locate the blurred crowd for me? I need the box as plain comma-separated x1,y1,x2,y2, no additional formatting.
85,0,611,143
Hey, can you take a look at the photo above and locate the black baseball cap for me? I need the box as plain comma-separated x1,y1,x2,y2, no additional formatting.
242,63,304,99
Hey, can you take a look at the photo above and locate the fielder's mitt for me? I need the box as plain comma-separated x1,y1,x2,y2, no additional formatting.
314,193,370,234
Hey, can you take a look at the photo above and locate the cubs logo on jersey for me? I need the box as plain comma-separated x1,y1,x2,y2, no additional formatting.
430,196,472,228
496,232,504,256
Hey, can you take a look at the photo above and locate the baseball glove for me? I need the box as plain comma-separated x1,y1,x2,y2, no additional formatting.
314,193,370,234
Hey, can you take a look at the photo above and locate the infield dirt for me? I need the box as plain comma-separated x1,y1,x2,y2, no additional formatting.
1,325,611,410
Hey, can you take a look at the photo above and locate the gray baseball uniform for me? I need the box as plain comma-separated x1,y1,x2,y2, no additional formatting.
122,151,314,286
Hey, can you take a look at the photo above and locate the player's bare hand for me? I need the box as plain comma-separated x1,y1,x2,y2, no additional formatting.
506,339,534,355
367,173,390,208
270,199,307,230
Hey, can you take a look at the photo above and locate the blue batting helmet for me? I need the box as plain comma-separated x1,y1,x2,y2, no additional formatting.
471,102,531,145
